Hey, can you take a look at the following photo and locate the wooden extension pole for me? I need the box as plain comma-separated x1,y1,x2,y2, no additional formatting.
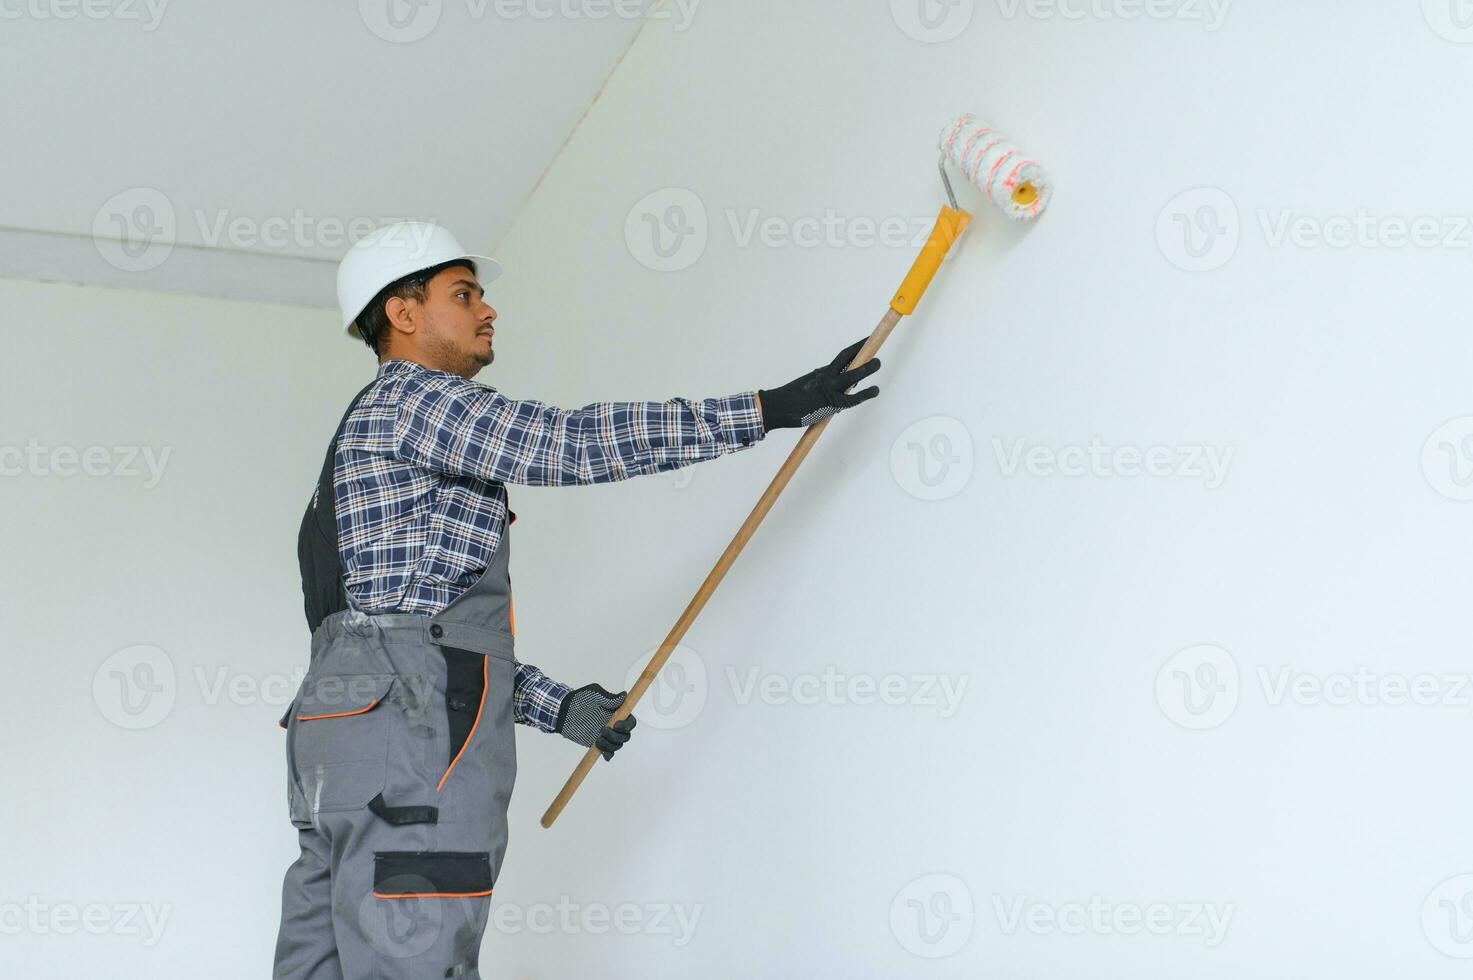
541,202,971,828
539,311,899,828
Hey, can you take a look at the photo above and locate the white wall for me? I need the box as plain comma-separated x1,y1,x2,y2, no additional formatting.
484,0,1473,976
7,2,1473,977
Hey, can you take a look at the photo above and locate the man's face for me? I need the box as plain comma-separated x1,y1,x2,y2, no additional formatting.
414,264,497,378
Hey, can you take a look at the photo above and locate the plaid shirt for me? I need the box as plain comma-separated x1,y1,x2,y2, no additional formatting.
315,357,766,730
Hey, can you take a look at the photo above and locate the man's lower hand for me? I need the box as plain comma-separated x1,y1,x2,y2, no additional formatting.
556,683,638,761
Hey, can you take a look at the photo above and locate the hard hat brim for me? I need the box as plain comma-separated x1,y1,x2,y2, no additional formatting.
344,254,503,339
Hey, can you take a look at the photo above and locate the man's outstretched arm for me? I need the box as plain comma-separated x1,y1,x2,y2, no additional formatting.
392,374,765,487
389,338,881,487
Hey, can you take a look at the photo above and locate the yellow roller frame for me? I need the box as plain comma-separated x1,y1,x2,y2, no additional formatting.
890,204,972,315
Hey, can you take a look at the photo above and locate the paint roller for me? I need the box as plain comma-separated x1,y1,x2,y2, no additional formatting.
540,112,1052,828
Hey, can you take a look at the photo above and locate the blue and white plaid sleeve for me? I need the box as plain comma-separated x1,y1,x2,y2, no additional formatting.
391,374,766,486
513,660,570,732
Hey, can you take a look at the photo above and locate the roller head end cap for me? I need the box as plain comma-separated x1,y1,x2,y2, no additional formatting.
939,112,1052,222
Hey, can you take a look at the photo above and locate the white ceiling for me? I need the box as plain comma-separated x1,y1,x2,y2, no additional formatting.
0,2,649,309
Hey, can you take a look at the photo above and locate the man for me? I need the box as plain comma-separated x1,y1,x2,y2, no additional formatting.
273,221,882,978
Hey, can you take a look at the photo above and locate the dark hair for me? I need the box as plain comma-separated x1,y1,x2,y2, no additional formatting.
354,258,479,355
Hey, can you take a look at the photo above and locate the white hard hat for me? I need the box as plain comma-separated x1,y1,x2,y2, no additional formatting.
336,220,502,339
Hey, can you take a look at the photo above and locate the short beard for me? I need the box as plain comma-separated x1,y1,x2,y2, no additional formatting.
423,324,491,378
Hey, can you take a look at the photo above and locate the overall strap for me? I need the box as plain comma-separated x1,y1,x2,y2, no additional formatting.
298,380,379,634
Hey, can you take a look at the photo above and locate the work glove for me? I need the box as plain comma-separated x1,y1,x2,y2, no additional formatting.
757,337,882,431
556,683,637,761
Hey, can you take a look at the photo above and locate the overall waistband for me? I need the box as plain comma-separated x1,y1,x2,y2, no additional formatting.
313,608,516,663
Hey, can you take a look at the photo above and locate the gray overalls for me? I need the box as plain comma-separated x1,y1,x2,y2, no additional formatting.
274,382,521,979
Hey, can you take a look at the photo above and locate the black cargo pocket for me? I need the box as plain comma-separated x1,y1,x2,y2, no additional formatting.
290,673,396,811
373,852,494,899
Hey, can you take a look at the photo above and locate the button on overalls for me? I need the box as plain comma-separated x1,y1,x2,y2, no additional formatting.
274,382,520,980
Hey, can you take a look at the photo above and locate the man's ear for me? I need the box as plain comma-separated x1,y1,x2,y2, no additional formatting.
383,295,417,336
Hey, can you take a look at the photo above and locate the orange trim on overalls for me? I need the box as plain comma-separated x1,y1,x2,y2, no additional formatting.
372,889,493,899
436,654,488,792
508,509,516,636
297,699,380,722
